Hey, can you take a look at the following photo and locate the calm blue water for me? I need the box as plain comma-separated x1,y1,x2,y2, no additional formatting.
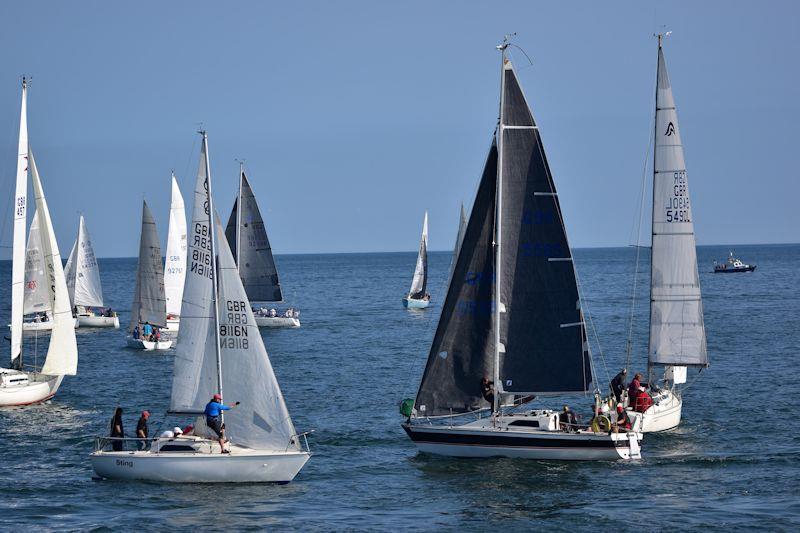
1,244,798,530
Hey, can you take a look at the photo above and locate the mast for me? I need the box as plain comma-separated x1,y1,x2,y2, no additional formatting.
648,34,661,383
11,77,29,369
235,160,243,271
202,131,225,405
493,39,508,415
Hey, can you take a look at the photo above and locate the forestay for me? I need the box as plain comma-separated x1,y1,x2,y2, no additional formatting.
164,173,187,317
23,211,50,315
29,152,78,376
648,45,707,368
129,201,167,331
496,60,591,396
65,215,104,308
225,173,282,303
408,212,428,299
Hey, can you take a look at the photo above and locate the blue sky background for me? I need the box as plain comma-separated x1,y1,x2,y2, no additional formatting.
0,1,797,257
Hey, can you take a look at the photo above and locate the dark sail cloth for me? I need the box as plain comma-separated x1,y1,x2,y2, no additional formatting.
610,371,627,402
109,410,124,451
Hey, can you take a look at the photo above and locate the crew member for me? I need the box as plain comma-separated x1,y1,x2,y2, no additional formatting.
610,368,627,403
615,405,632,431
136,410,150,450
480,377,494,409
204,393,240,453
109,407,124,451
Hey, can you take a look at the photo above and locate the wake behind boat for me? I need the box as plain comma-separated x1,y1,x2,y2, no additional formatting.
91,131,310,483
402,212,430,309
401,40,641,461
714,251,756,273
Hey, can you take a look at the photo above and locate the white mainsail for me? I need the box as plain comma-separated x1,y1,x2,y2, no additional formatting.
65,215,104,308
648,43,707,371
408,211,428,298
23,210,50,315
129,202,167,331
10,79,28,368
164,173,187,317
30,152,78,376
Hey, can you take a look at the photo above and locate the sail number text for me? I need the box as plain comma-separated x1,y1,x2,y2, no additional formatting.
220,299,248,349
664,171,691,223
190,222,213,279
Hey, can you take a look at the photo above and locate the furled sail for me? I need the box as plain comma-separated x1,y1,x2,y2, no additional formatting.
414,142,497,416
10,79,28,369
648,44,707,368
164,173,187,317
225,173,282,302
66,215,104,308
408,212,428,299
23,210,50,315
496,59,591,396
29,152,78,376
129,201,167,331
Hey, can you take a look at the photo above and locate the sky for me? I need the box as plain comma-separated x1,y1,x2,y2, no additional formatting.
0,0,797,257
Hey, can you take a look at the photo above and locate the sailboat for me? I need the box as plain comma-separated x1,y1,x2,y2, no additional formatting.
401,42,642,460
91,131,310,483
125,201,172,350
164,172,187,332
225,164,299,328
623,35,708,433
64,215,119,328
1,78,79,406
402,212,430,309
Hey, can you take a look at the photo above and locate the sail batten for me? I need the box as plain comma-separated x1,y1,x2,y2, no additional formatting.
129,201,167,331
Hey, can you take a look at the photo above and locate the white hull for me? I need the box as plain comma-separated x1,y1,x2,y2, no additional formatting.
628,389,682,433
77,315,120,328
11,318,79,333
254,316,300,328
125,336,172,351
165,317,180,333
403,297,430,309
404,412,641,461
0,370,63,407
90,443,309,483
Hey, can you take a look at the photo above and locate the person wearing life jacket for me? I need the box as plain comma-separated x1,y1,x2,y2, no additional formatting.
628,373,645,408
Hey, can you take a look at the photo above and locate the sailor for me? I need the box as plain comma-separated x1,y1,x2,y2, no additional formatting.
160,426,183,439
109,407,124,451
610,368,627,403
182,424,195,436
204,393,240,453
133,325,140,340
136,410,150,450
269,308,277,318
480,377,494,408
628,373,644,407
615,405,632,431
142,321,153,340
559,406,578,431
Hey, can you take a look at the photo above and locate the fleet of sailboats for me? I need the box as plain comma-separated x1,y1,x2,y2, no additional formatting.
0,79,79,406
402,212,430,309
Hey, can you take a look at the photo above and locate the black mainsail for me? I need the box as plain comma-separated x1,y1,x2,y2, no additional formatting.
413,57,591,418
225,171,283,303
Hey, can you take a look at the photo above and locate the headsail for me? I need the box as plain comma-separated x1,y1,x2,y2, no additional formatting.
164,173,187,317
23,211,50,316
225,172,282,302
496,59,591,396
648,43,707,368
129,201,167,331
10,79,28,368
66,215,104,308
29,152,78,376
408,212,428,299
446,203,468,282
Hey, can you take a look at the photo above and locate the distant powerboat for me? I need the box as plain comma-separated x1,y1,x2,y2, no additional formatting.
714,252,756,273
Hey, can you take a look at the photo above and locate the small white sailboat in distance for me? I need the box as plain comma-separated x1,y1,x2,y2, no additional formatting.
64,215,119,328
402,211,430,309
164,172,187,332
621,34,708,433
125,201,172,351
1,78,79,406
225,163,300,328
91,131,310,483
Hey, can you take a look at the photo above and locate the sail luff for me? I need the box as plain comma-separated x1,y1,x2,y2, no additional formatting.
493,48,506,412
29,152,78,376
10,79,28,368
164,173,187,317
648,42,707,368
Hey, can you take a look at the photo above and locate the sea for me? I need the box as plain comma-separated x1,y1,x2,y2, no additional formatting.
1,244,798,531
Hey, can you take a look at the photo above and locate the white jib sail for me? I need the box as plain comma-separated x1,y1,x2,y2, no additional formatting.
649,45,707,368
408,211,428,297
23,210,51,315
30,152,78,376
69,215,104,308
10,80,28,368
164,173,187,317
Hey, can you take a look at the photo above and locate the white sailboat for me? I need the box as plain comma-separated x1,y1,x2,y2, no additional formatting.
225,163,300,328
624,35,708,433
1,78,79,406
164,172,187,332
401,41,641,460
64,215,119,328
125,201,172,350
402,211,430,309
91,131,310,483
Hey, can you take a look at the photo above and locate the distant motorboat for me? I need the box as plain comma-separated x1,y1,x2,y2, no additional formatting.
714,251,756,273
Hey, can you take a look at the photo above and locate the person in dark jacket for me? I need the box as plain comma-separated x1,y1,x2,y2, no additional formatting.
109,407,124,451
136,410,150,450
480,377,494,409
610,368,627,403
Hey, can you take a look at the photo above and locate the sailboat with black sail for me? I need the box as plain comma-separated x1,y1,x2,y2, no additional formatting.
225,163,300,328
401,42,641,460
403,212,430,309
91,131,310,482
623,35,708,433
